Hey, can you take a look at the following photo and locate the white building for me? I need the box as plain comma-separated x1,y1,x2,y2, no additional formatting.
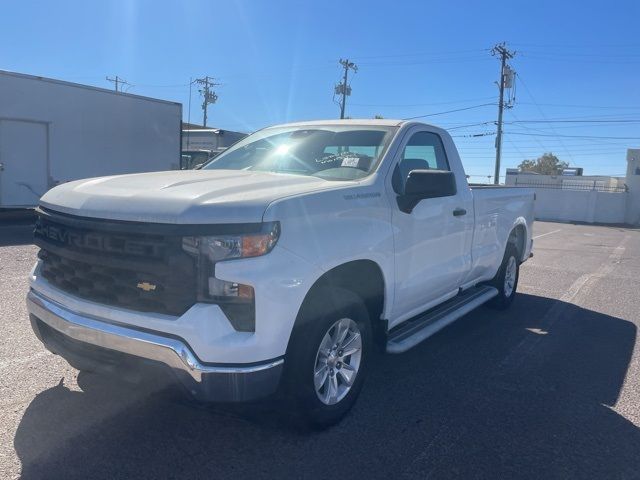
626,149,640,225
505,151,639,225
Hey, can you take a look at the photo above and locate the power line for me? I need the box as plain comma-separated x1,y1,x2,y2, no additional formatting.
466,146,630,152
463,150,628,156
502,112,640,121
520,55,640,65
504,135,529,161
507,119,640,124
446,121,495,130
482,135,633,142
452,132,496,138
522,50,640,58
458,147,628,152
402,103,496,120
505,122,640,132
349,96,496,108
510,42,640,49
335,59,357,119
448,121,640,133
194,76,220,127
356,56,490,66
491,42,516,184
516,102,640,110
106,75,131,93
505,132,640,140
451,118,640,126
516,72,576,165
507,109,557,164
350,48,489,60
131,82,191,88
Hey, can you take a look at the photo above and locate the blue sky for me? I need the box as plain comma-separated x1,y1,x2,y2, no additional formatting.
1,0,639,179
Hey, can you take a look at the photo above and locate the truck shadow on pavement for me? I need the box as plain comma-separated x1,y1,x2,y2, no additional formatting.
14,293,640,479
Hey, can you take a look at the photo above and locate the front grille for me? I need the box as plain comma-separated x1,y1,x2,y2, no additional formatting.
34,210,198,316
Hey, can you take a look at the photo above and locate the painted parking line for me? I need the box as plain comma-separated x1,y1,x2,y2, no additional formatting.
533,229,562,240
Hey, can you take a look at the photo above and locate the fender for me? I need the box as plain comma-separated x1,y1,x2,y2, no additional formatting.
263,179,396,320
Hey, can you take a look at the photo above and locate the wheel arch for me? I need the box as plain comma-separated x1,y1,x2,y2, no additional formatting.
508,219,528,262
288,259,388,351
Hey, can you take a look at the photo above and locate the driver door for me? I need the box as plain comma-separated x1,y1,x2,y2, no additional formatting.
388,129,473,324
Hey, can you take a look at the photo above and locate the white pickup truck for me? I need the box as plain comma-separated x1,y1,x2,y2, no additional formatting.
27,120,534,426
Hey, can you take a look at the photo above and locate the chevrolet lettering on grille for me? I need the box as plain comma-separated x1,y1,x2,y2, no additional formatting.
35,222,164,257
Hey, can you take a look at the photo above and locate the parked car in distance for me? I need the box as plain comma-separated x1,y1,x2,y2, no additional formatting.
181,149,214,170
27,119,534,427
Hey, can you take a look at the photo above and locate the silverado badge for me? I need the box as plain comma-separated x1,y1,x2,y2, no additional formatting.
136,282,157,292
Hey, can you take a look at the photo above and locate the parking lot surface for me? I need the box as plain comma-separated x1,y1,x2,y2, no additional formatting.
1,220,639,479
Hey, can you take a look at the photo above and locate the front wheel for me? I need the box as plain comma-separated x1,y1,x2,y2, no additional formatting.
286,287,372,429
487,243,520,310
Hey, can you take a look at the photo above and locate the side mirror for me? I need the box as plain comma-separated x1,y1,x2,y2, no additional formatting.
397,169,457,213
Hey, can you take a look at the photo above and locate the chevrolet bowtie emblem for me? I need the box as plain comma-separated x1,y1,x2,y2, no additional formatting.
136,282,157,292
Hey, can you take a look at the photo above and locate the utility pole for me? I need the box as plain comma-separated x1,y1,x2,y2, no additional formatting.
106,75,130,93
335,59,357,119
195,76,219,127
491,43,516,184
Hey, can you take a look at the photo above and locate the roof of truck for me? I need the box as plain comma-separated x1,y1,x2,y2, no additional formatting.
275,119,409,128
270,119,447,134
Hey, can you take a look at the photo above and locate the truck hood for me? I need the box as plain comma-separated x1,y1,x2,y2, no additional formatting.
40,170,342,224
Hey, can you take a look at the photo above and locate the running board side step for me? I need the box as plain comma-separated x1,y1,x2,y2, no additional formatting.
386,285,498,354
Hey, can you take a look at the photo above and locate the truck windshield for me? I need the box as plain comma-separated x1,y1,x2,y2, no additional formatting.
202,125,397,180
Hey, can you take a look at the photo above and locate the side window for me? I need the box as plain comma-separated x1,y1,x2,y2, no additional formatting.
399,131,449,178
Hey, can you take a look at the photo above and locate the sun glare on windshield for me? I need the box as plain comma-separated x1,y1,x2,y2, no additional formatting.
204,125,397,180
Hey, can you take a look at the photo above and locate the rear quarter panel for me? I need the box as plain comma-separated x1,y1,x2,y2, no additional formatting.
465,186,534,285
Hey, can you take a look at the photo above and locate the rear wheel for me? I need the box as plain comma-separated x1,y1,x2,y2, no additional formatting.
286,287,372,429
487,243,520,310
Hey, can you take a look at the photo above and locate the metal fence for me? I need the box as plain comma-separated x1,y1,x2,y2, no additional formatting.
514,179,628,193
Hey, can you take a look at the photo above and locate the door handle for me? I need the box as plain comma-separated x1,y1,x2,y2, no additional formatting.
453,208,467,217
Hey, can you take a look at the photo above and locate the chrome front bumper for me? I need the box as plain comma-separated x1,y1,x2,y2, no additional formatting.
27,290,284,402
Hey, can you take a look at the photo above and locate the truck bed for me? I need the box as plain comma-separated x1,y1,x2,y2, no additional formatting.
468,184,535,280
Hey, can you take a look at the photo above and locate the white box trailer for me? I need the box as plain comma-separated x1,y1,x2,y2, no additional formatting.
0,70,182,208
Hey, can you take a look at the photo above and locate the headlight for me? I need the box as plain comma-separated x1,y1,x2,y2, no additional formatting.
182,222,280,332
182,221,280,263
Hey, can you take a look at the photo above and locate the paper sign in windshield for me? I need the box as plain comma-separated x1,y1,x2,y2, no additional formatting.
341,157,360,167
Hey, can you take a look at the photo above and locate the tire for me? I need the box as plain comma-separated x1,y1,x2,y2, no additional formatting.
487,243,520,310
285,287,372,429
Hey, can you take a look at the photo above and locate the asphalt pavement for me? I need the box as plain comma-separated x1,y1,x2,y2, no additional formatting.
1,220,639,479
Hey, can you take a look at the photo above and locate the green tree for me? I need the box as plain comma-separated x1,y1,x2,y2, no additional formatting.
518,153,569,175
